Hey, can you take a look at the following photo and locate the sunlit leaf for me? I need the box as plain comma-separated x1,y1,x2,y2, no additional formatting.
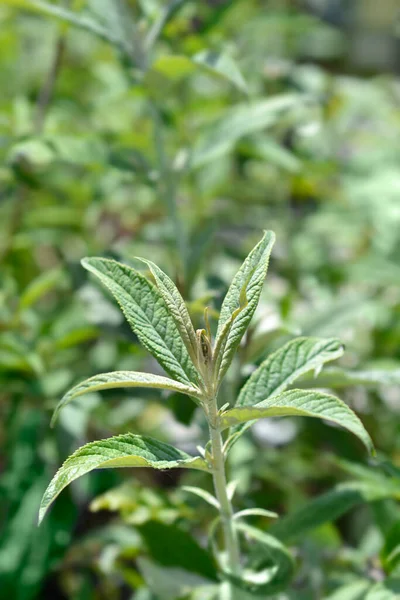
237,337,344,407
136,258,198,363
39,434,209,523
214,231,275,384
222,389,373,454
51,371,202,425
82,258,200,386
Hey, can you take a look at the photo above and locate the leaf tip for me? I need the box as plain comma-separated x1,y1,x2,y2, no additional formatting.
80,256,90,268
37,503,47,526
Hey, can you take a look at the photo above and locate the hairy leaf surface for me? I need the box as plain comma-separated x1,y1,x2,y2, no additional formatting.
214,231,275,383
51,371,202,425
82,258,199,385
136,258,198,363
39,434,208,523
237,337,344,407
221,389,373,454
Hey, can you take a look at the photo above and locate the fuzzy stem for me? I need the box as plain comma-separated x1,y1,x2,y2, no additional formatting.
208,399,241,598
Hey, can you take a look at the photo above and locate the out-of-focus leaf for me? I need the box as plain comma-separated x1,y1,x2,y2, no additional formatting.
366,580,400,599
150,50,247,93
181,486,220,510
382,521,400,574
300,366,400,389
138,520,218,580
246,136,302,173
270,480,400,543
138,557,217,600
325,580,371,600
193,50,247,93
19,268,67,309
151,54,195,80
191,95,302,168
224,522,294,596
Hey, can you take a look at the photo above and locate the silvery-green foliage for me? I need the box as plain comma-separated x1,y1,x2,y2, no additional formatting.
40,231,373,596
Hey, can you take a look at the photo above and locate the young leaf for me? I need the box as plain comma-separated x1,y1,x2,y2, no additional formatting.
233,508,278,521
214,231,275,383
81,258,199,386
39,433,209,523
237,337,344,407
136,258,198,363
221,389,373,454
182,486,220,509
51,371,202,426
224,522,294,596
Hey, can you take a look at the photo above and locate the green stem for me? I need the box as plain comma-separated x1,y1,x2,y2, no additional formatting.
208,400,241,597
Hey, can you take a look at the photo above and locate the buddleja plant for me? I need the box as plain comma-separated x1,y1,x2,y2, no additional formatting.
39,231,373,598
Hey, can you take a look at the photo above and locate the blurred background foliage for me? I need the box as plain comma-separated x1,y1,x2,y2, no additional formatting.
1,0,400,598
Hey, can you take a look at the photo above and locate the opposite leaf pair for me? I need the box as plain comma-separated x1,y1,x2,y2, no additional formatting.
39,231,373,597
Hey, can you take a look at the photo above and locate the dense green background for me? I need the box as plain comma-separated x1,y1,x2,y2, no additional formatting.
1,1,400,598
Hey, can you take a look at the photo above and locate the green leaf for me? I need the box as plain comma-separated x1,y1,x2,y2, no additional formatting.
325,580,371,600
151,54,195,81
81,258,200,386
221,389,373,454
269,478,399,542
51,371,202,426
193,50,248,94
237,337,344,407
19,268,67,309
136,258,198,363
299,365,400,389
149,51,247,93
182,486,220,509
224,522,294,596
382,521,400,573
366,580,400,599
138,520,218,580
233,508,278,521
39,434,209,523
138,558,217,600
213,231,275,384
191,95,301,168
6,0,132,55
245,136,302,173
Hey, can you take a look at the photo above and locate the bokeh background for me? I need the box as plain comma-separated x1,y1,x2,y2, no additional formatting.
1,1,400,598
